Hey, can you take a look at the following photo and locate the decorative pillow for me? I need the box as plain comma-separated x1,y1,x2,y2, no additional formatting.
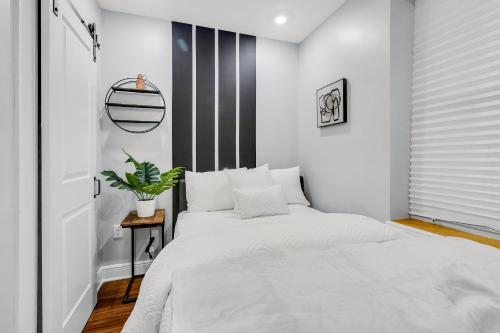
270,166,310,206
224,165,274,211
185,168,246,212
232,185,290,219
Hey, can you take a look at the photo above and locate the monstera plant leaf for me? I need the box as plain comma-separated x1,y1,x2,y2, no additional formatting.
102,151,183,200
161,167,184,182
101,170,134,191
136,161,160,184
125,172,144,193
142,167,184,195
123,150,160,184
123,150,141,168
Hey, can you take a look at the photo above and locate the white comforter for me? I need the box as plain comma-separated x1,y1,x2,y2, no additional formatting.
123,214,500,333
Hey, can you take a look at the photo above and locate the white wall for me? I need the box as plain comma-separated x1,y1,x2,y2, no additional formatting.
389,0,414,219
297,0,413,221
298,0,392,221
257,38,299,168
98,2,413,269
0,1,18,331
99,10,172,267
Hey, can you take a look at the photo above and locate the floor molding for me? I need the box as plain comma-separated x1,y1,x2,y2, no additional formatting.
97,260,152,291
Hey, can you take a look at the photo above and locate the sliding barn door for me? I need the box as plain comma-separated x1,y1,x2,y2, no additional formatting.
42,0,97,332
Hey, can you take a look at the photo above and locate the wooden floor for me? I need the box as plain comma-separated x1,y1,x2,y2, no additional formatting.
83,277,142,333
395,218,500,249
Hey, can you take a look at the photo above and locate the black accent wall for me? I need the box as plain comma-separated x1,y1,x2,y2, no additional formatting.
172,22,256,172
195,26,216,172
239,34,257,168
218,30,237,169
172,22,193,171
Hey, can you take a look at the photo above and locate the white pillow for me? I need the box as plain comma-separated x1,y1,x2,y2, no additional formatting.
225,165,274,211
224,164,274,190
185,168,246,212
270,166,310,206
232,185,290,219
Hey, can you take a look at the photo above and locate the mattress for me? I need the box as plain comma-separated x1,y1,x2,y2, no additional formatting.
124,212,415,332
174,204,322,238
168,237,500,333
123,208,500,333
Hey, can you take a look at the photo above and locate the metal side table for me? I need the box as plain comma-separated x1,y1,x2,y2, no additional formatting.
120,208,165,303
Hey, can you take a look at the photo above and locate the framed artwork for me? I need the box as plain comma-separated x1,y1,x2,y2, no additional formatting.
316,78,347,127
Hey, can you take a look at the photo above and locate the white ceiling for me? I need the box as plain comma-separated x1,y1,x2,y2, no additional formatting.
97,0,347,43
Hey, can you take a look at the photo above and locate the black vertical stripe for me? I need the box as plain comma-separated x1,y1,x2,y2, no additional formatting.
37,0,43,329
196,26,216,172
239,34,257,168
218,30,237,169
172,22,193,171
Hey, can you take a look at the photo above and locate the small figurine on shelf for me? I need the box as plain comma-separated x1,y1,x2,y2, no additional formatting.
136,74,146,90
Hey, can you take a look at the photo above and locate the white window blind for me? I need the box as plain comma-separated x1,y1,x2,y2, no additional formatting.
410,0,500,230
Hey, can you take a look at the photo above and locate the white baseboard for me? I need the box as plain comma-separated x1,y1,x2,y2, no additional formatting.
97,260,152,291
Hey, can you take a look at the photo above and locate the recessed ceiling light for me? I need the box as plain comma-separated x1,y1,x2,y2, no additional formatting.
274,15,287,25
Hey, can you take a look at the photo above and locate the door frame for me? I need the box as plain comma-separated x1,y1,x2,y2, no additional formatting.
9,0,39,332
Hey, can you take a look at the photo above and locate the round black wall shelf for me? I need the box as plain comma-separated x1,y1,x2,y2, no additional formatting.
105,78,166,134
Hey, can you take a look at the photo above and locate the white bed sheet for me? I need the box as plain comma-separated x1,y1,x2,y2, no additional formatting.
169,237,500,333
123,206,500,333
123,212,411,333
174,204,322,238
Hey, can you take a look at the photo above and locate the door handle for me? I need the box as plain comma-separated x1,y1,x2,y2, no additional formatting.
94,177,101,198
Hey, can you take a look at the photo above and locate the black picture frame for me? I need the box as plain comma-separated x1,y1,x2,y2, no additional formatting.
316,78,347,128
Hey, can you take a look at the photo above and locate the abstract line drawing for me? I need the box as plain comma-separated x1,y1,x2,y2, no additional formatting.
318,88,341,123
316,78,347,128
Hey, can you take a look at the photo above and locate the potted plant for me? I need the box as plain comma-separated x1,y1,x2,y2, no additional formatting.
101,150,183,217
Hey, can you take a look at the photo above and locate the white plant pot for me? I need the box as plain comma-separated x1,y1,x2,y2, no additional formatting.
136,199,156,217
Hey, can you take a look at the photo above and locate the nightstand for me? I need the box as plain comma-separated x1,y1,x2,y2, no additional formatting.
120,208,166,303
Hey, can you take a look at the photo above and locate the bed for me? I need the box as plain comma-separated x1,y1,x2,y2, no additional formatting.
174,204,322,238
123,176,500,333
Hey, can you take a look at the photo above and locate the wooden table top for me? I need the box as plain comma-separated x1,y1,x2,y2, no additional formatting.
120,209,165,228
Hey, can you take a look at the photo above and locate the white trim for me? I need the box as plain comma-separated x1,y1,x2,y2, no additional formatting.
214,29,219,170
235,33,240,168
192,25,197,171
2,1,21,332
385,220,440,239
15,0,38,332
97,260,153,291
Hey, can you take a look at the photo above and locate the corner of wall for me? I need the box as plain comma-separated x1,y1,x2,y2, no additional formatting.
389,0,415,220
256,38,300,168
296,0,396,221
